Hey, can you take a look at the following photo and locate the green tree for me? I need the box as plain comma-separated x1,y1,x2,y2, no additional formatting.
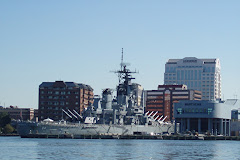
0,112,11,128
3,124,14,134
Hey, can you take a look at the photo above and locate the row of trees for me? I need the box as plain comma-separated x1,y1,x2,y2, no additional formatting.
0,112,14,134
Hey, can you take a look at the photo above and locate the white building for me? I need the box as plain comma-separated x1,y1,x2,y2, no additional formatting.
164,57,221,100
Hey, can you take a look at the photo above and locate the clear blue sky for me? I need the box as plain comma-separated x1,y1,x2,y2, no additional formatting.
1,1,240,109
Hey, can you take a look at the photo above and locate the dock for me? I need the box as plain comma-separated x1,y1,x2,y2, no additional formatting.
19,134,240,140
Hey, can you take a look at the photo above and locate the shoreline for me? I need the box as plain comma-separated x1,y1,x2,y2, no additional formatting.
16,134,240,140
2,133,240,140
0,134,19,137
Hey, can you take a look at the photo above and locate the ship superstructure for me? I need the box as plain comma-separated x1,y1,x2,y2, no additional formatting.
83,62,147,126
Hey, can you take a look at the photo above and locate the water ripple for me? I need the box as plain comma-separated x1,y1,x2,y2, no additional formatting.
1,137,240,160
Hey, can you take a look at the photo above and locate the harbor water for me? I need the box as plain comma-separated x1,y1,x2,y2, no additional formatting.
1,136,240,160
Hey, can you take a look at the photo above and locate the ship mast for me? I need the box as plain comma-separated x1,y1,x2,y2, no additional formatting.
116,48,137,84
121,48,123,71
114,49,138,97
118,48,124,84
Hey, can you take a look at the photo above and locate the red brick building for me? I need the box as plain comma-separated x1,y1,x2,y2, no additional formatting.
145,85,201,122
38,81,93,121
0,106,35,121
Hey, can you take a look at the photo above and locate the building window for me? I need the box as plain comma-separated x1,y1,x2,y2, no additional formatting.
194,81,197,87
208,108,212,115
166,67,169,72
177,70,180,80
191,70,193,80
181,71,184,79
198,70,201,79
194,70,198,79
177,108,182,114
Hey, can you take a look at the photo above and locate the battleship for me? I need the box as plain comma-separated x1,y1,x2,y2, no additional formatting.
17,51,176,139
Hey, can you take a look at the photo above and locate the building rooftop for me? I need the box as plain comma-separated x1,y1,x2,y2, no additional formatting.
167,57,217,64
40,81,93,91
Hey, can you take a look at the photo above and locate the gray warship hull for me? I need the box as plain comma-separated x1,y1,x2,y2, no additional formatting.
17,121,175,138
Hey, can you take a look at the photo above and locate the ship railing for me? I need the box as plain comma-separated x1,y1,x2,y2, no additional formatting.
39,120,82,126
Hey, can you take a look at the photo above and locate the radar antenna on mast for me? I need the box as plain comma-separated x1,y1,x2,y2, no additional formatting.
120,48,130,69
121,48,123,70
111,48,137,84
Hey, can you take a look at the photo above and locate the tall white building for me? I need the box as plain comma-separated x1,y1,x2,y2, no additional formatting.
164,57,221,100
